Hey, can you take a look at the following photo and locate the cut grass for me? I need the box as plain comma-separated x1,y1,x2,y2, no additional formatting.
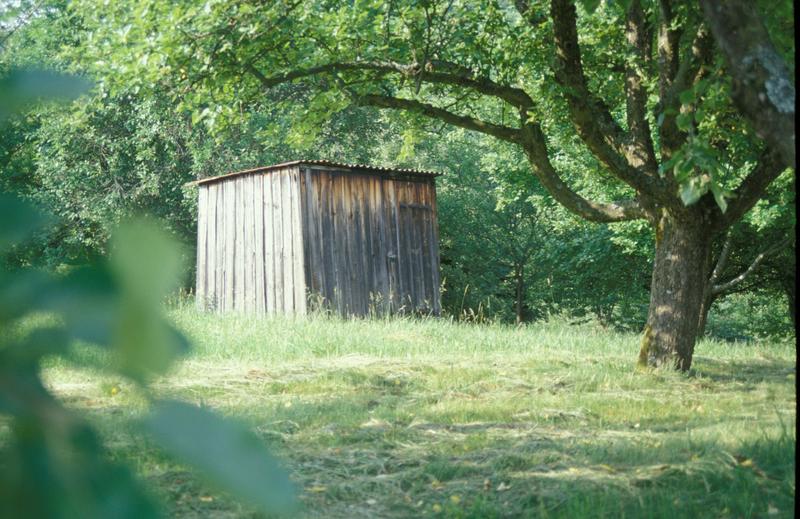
32,307,797,518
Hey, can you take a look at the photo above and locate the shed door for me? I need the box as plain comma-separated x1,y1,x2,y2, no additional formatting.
394,201,435,313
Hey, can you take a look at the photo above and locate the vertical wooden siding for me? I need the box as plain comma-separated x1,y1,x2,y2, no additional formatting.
196,167,306,314
300,168,440,316
196,165,439,317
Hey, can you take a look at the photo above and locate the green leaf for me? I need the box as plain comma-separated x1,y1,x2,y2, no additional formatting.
680,182,702,206
675,112,692,132
2,327,70,365
144,401,298,515
579,0,602,13
109,220,188,382
0,68,92,122
0,419,162,518
709,182,728,213
0,269,53,323
678,88,695,106
0,193,51,252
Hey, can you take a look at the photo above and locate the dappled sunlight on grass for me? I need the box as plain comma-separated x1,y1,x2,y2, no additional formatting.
33,309,795,518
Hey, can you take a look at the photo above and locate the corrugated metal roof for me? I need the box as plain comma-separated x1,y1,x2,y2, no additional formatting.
188,160,442,186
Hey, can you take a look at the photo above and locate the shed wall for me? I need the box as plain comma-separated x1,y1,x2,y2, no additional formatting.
195,164,441,317
196,167,306,314
299,167,441,316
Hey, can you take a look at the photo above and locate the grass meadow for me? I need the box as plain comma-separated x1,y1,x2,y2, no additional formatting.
37,307,795,518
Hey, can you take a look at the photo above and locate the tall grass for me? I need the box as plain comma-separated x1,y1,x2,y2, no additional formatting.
35,305,796,518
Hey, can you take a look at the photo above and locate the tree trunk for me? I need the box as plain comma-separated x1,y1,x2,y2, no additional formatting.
514,263,525,325
784,282,796,328
696,292,715,339
638,214,713,371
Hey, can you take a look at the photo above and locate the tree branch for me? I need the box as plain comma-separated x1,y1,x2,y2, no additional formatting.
246,60,534,109
715,147,787,231
359,91,646,223
624,0,659,174
712,235,794,295
657,23,713,161
549,0,672,211
246,42,644,224
519,118,648,223
708,230,732,286
699,0,796,170
357,93,523,144
656,0,682,99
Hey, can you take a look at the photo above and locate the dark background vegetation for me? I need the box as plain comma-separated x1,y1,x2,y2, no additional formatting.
0,1,794,337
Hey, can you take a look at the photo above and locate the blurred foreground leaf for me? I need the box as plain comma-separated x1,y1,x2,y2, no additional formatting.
0,68,92,122
109,220,189,382
0,193,51,252
0,416,162,518
144,400,298,515
1,195,293,517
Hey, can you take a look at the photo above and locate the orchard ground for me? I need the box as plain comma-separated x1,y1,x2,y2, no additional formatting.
39,307,795,518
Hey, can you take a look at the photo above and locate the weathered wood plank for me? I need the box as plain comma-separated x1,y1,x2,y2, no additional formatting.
241,175,251,312
196,186,207,309
264,172,276,314
340,173,355,315
418,181,434,312
398,182,415,312
374,177,391,314
213,183,223,312
331,172,345,314
302,168,322,304
428,179,442,315
224,179,236,312
253,174,265,314
361,176,377,314
270,171,282,314
280,169,293,313
299,169,313,297
385,179,401,312
248,174,258,312
319,171,338,313
236,177,246,311
411,182,430,312
350,176,367,314
207,183,214,311
290,167,306,315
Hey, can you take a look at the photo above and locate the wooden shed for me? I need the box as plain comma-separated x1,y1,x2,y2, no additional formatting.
192,160,442,316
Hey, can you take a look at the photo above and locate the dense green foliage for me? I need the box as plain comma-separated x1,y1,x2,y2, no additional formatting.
1,1,793,338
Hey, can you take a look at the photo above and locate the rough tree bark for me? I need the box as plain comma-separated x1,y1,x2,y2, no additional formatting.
699,0,796,170
638,214,712,370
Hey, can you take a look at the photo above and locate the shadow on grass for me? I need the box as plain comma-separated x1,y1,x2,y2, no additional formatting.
691,356,796,384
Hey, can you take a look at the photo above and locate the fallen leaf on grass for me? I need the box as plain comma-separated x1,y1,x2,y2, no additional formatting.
496,482,511,491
